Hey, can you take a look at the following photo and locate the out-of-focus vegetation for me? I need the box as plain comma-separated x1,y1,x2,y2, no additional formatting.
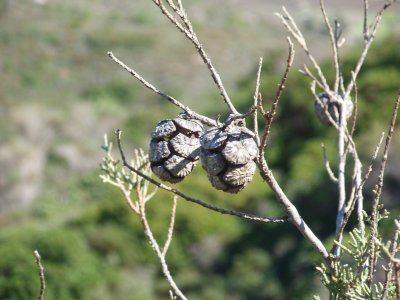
0,0,399,299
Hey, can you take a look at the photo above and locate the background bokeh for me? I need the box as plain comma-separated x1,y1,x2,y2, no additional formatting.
0,0,399,299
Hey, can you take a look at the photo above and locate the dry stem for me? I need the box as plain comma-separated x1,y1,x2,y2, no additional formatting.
107,51,218,127
162,196,178,257
344,0,397,99
368,91,400,284
34,250,46,300
136,187,187,300
115,130,288,224
152,0,238,114
331,132,385,254
253,57,263,146
319,0,340,93
321,143,338,183
334,95,348,257
260,37,294,151
256,156,331,268
275,7,330,91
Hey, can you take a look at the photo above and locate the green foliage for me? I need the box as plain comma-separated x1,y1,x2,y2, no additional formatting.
0,227,108,300
316,211,397,300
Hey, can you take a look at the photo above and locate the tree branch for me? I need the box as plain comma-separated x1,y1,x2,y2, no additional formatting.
319,0,340,93
107,51,218,127
152,0,238,114
115,130,288,224
34,250,46,300
368,91,400,284
345,0,397,99
136,187,187,300
162,196,178,257
253,57,263,146
260,37,294,152
256,156,331,268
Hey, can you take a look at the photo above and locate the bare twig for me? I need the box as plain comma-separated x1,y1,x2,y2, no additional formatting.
321,143,338,182
349,72,359,138
136,187,187,300
354,159,364,234
107,51,218,127
319,0,340,93
368,92,400,284
152,0,238,114
299,65,325,90
334,96,348,257
169,290,177,300
395,263,400,300
379,223,399,299
260,37,294,152
363,0,369,39
120,184,140,215
115,130,288,224
256,156,331,268
253,57,263,146
332,132,385,254
345,0,397,99
34,250,46,300
162,196,178,257
275,7,330,91
228,104,257,122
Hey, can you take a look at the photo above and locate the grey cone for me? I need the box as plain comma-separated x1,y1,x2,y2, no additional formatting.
314,92,354,125
200,125,258,193
149,115,203,183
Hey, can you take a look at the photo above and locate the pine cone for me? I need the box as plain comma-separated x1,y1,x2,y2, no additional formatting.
149,115,203,183
200,125,258,193
314,92,354,125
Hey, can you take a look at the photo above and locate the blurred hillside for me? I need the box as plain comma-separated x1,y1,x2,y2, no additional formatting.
0,0,400,299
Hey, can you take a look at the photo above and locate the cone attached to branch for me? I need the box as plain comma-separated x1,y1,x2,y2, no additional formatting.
314,92,353,125
200,125,258,193
149,114,203,183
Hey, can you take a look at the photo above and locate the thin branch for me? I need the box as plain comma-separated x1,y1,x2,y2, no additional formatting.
116,130,288,224
395,263,400,300
381,228,400,300
107,51,218,127
363,0,369,39
319,0,340,93
368,91,400,284
331,132,385,254
119,183,140,215
334,96,348,257
152,0,238,114
34,250,46,300
299,65,325,90
253,57,263,146
275,7,330,91
228,105,257,122
256,156,331,268
136,187,187,300
349,72,359,138
354,159,364,234
162,196,178,257
375,238,400,265
169,290,177,300
260,37,294,152
345,0,397,99
321,143,338,182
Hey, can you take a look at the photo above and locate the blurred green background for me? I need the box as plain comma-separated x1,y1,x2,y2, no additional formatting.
0,0,399,299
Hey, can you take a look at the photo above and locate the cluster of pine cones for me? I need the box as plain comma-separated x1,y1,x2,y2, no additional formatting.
149,92,353,193
149,114,258,193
